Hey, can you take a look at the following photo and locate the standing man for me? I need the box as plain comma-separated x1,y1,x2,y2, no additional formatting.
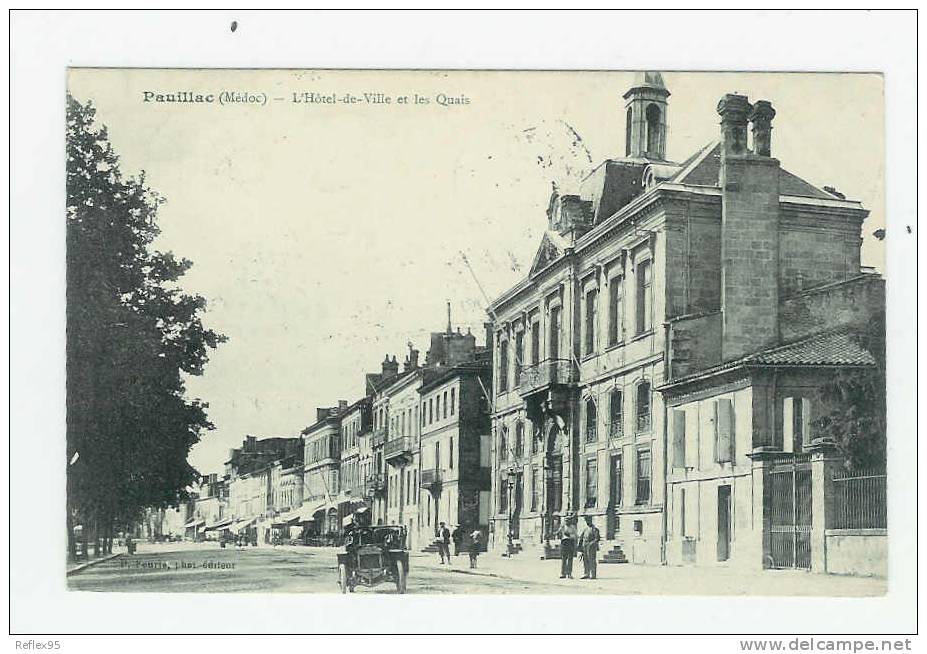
557,513,578,579
468,529,482,569
451,525,463,557
437,522,451,564
579,514,601,580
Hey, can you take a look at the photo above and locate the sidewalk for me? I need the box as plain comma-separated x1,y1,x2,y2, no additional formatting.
411,549,887,597
66,550,124,575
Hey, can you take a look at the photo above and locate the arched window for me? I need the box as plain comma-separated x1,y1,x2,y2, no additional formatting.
625,106,633,156
585,398,598,443
646,104,661,156
636,381,652,433
609,388,623,438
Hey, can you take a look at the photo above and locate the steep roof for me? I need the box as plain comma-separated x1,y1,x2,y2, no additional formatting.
670,142,838,199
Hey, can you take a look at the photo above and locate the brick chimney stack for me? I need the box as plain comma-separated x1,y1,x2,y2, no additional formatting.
717,93,780,361
750,100,776,157
382,354,399,379
717,93,752,157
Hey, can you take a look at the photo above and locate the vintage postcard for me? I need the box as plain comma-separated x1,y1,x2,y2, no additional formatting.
64,68,887,599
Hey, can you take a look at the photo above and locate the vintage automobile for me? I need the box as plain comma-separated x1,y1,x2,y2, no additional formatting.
336,524,409,594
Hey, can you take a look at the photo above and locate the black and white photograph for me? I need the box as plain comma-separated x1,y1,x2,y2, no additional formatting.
9,9,918,643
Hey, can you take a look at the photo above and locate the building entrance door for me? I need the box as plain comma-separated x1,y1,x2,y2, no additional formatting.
717,485,732,562
769,457,812,569
607,454,622,539
545,455,563,538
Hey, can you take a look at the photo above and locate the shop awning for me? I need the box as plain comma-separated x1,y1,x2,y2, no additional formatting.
271,510,303,527
184,519,206,529
234,517,257,532
204,519,234,531
304,500,330,517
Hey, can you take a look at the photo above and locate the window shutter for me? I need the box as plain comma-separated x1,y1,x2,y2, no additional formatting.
672,410,686,469
716,398,733,463
685,409,699,469
800,397,812,452
782,397,794,453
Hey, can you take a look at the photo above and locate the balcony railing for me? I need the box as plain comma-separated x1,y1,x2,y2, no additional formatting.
608,421,623,439
420,468,443,489
371,426,387,447
518,358,577,396
384,436,413,460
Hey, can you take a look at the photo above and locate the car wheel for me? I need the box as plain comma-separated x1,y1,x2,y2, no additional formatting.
395,562,406,594
338,563,349,594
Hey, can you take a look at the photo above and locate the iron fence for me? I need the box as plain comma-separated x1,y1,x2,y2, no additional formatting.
833,471,886,529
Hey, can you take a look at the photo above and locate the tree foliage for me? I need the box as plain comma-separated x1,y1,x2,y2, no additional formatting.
66,95,226,538
813,328,886,472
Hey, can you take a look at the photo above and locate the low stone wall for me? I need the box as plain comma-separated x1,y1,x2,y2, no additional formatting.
825,529,887,577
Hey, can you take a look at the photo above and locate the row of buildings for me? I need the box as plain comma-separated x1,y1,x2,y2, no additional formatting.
145,72,886,576
142,314,495,553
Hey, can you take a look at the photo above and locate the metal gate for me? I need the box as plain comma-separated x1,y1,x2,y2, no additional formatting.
769,456,812,569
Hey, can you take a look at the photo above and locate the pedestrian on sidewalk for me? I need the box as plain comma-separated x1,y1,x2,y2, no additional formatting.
468,529,482,569
437,522,451,564
578,514,601,580
557,513,578,579
452,525,463,556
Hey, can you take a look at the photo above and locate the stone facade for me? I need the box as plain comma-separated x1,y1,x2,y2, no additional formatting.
486,74,881,574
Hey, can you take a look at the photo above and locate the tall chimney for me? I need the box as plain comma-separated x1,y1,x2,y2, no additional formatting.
717,93,751,157
750,100,776,157
717,93,780,361
382,354,399,379
447,301,452,334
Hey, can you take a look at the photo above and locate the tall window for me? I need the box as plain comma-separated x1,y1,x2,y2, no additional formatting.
531,424,540,455
514,422,524,458
450,388,456,415
636,449,652,504
585,458,598,508
499,340,509,392
435,441,441,471
499,476,509,513
636,381,652,433
530,319,541,365
609,388,623,438
585,398,598,443
584,288,598,355
514,331,525,385
530,466,540,512
782,396,813,454
499,428,508,465
429,398,434,424
442,391,448,419
646,103,661,155
436,394,441,420
449,437,454,469
421,404,426,425
611,455,623,507
549,306,561,359
608,276,624,346
636,259,653,334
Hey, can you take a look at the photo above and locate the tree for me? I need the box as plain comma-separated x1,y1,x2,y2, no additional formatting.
66,95,226,558
813,328,886,472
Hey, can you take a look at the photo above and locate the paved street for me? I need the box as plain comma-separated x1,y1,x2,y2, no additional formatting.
67,542,886,596
67,542,582,595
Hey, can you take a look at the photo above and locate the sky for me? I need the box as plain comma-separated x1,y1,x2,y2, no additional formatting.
67,69,885,475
